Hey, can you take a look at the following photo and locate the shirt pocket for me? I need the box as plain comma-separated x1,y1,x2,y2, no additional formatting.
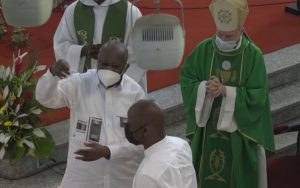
71,114,90,142
110,113,128,143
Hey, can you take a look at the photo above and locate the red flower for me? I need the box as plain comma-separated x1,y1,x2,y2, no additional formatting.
15,57,23,74
23,91,33,101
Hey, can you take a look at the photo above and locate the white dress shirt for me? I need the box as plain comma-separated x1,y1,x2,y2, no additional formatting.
132,136,197,188
36,69,145,188
53,0,147,89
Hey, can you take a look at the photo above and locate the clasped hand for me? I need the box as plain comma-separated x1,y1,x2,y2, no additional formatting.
206,76,226,97
74,142,110,161
81,44,102,59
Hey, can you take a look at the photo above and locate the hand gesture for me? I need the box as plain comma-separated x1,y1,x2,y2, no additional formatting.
81,44,102,60
206,75,226,97
49,59,70,79
74,142,110,161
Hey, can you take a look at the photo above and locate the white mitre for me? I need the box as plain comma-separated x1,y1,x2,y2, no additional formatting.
209,0,249,31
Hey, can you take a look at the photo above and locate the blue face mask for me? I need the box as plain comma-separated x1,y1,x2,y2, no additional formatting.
216,36,238,51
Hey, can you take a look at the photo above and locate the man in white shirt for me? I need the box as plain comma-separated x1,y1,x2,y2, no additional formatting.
53,0,147,90
36,41,145,188
125,100,198,188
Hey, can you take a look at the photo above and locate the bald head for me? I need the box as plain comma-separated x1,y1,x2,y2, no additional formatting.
128,100,164,128
127,100,166,148
97,40,128,73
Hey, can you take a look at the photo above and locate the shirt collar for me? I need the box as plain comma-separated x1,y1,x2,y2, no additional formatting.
144,136,168,157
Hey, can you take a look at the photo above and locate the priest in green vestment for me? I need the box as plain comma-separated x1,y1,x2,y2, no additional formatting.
179,0,275,187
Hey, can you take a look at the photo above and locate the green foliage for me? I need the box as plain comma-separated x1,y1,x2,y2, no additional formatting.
0,51,54,160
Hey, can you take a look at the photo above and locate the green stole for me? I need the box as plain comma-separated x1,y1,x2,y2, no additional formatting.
74,0,127,72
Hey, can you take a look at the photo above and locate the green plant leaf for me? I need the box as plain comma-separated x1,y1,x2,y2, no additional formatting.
16,114,28,119
0,147,5,159
13,120,19,127
23,124,33,129
9,144,26,160
34,65,46,73
5,66,10,80
31,108,42,115
31,129,55,158
33,128,46,138
3,85,9,99
0,133,5,143
4,134,11,144
23,139,35,149
17,85,22,97
15,104,21,114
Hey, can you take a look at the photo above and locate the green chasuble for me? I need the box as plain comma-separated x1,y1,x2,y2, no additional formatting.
179,34,275,188
74,0,127,72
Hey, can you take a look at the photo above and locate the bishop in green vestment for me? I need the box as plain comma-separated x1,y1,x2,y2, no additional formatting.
179,0,275,188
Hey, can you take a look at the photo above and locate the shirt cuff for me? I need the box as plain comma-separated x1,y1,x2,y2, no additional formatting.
106,144,120,160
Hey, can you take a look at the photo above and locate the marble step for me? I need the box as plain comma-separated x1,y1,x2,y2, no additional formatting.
265,44,300,89
270,80,300,125
149,81,300,126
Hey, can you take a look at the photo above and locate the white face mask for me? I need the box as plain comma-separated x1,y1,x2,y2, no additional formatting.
97,69,121,88
216,36,238,51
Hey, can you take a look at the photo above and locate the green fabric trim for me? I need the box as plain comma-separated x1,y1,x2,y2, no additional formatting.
102,0,127,43
74,0,128,72
74,1,94,71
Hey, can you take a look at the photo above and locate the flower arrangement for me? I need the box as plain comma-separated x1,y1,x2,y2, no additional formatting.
0,50,55,160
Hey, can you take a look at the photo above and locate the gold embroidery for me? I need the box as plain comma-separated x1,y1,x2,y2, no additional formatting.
205,149,226,183
77,30,88,45
199,126,208,186
109,36,121,41
220,69,231,83
209,131,229,141
217,9,232,24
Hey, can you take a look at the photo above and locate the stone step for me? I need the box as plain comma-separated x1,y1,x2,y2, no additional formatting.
273,116,300,155
270,80,300,125
166,116,300,155
265,44,300,89
149,80,300,126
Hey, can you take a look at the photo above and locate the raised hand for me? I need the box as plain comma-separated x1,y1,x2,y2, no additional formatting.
49,59,70,79
81,44,102,60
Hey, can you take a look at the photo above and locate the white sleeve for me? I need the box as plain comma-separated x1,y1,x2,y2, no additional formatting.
134,166,196,188
217,86,238,132
53,3,83,73
133,174,161,188
35,70,78,109
124,3,146,85
107,87,145,159
195,81,214,127
107,142,144,160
